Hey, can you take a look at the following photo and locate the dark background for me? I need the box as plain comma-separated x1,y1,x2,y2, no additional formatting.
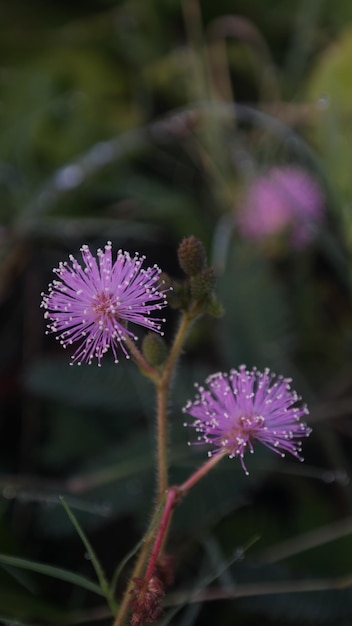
1,1,352,624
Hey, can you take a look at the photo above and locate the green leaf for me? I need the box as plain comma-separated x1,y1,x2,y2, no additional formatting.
0,553,104,597
306,26,352,210
217,242,293,368
60,498,117,614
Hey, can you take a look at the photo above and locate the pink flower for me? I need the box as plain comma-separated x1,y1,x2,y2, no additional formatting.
183,366,311,474
236,167,324,247
41,241,167,365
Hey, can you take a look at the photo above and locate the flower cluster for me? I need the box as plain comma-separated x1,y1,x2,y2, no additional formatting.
183,366,311,474
41,242,167,365
236,166,324,247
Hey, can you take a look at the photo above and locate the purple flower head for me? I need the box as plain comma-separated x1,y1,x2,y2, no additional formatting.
183,366,311,475
236,166,324,247
41,241,168,365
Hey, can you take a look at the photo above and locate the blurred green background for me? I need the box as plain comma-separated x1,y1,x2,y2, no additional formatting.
1,0,352,624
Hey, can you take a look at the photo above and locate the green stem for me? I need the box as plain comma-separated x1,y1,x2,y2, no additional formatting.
161,311,194,388
155,310,196,501
156,380,169,500
123,335,159,381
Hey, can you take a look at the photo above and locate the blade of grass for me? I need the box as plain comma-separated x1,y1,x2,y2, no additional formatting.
60,496,118,615
0,553,104,597
109,535,145,599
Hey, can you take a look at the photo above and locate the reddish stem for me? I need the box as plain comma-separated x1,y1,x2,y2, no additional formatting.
178,451,225,495
145,488,178,581
143,454,226,585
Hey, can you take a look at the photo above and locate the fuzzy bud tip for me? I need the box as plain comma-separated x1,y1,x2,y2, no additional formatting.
190,267,216,301
177,236,207,276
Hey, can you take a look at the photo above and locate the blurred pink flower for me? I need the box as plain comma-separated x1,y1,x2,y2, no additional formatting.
236,167,324,247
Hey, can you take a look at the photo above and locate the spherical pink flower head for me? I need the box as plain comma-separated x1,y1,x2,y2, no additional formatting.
183,366,311,475
237,167,324,247
41,241,168,365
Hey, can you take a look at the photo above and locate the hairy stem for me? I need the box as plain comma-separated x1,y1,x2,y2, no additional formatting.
155,311,194,501
179,451,225,495
113,311,198,625
156,381,169,500
124,335,159,381
134,455,226,595
144,489,177,580
112,498,166,626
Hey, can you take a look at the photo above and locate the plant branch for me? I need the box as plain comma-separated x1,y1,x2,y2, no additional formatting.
155,310,197,501
145,489,178,580
112,497,167,626
123,335,159,381
178,452,225,495
114,308,201,624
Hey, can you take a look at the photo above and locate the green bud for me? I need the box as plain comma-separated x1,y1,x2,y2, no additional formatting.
177,236,207,276
190,267,216,301
142,333,168,367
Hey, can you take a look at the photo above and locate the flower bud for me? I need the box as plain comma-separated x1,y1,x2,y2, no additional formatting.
131,576,164,626
142,333,168,367
190,267,215,301
177,236,207,276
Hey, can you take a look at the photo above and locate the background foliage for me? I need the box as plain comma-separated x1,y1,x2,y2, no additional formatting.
1,0,352,624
